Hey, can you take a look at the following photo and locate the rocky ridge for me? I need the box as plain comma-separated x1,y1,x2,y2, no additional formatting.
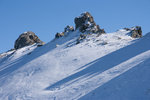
54,12,143,45
55,12,142,40
55,12,106,39
1,12,143,54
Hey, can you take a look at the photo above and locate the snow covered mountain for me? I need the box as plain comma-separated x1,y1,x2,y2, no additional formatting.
0,12,150,100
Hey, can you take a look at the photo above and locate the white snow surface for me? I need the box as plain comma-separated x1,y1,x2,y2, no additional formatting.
0,30,150,100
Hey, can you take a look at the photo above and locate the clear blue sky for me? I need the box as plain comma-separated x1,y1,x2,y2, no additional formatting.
0,0,150,53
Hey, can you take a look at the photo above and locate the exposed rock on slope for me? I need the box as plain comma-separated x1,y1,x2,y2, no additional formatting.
14,31,44,49
55,32,65,38
55,12,105,39
64,25,74,33
124,26,142,38
55,25,74,39
74,12,105,34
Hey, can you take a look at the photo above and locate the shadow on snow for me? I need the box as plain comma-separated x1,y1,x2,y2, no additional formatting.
45,36,150,91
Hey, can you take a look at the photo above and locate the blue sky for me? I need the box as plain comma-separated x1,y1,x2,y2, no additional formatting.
0,0,150,53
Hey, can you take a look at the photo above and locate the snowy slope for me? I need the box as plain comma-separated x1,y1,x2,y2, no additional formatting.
0,30,150,100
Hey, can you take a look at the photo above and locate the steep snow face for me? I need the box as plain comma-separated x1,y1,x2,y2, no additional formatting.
80,33,150,100
0,30,150,100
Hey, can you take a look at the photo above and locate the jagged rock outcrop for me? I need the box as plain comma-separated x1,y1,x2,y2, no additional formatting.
55,25,74,39
74,12,105,34
55,32,65,38
124,26,142,38
14,31,44,49
64,25,74,33
131,26,142,38
55,12,105,39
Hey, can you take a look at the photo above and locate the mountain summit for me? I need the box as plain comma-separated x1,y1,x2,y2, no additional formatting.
74,12,105,34
0,12,149,100
55,12,105,39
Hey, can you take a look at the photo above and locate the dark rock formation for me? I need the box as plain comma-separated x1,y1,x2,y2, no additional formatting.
55,25,74,39
55,32,65,38
74,12,95,29
55,12,105,39
64,25,74,33
14,31,44,49
131,26,142,38
74,12,105,34
124,26,142,38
